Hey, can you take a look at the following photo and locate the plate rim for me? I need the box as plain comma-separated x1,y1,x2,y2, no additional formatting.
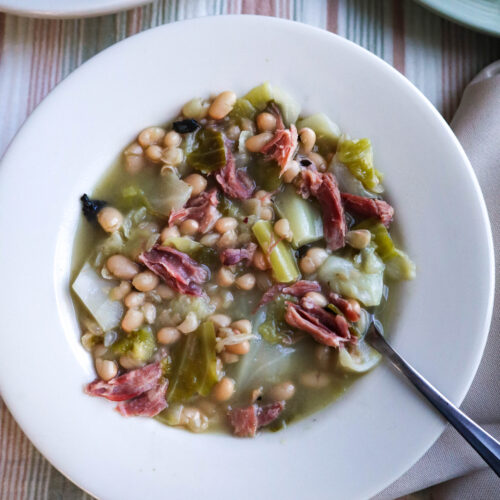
0,0,151,19
0,15,495,500
415,0,500,37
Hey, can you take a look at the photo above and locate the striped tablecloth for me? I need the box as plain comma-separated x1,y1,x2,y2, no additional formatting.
0,1,499,499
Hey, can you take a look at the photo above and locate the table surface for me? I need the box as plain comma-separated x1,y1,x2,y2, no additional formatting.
0,1,499,499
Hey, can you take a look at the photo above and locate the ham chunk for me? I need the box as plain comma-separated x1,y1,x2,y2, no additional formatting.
85,362,162,402
168,189,221,233
341,192,394,227
215,147,255,200
257,401,285,427
116,380,168,417
228,402,286,437
227,405,258,437
256,280,321,310
285,297,351,348
260,125,298,174
220,242,257,266
329,292,361,322
139,245,208,297
297,169,346,250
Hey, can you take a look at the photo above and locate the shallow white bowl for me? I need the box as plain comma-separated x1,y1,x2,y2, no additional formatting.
0,0,151,18
0,16,494,500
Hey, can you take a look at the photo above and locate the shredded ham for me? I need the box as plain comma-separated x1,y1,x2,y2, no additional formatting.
256,280,321,310
329,292,361,323
227,401,285,437
284,297,352,348
341,192,394,227
258,102,298,175
139,245,208,297
116,380,168,417
168,189,221,233
297,168,347,250
220,242,257,266
215,147,255,200
85,362,162,402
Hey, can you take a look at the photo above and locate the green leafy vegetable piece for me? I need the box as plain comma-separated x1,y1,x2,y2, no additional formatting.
274,185,323,248
163,236,203,253
244,82,274,110
336,137,383,191
195,246,220,268
271,86,301,125
326,303,343,316
121,186,154,212
296,113,341,147
219,196,243,219
167,321,218,402
230,98,257,121
165,295,215,322
252,220,299,283
72,262,123,331
238,130,252,153
161,354,173,376
385,250,416,281
148,169,192,217
318,252,385,307
187,128,226,174
243,83,301,125
247,159,282,192
258,296,289,344
355,219,416,280
111,327,156,362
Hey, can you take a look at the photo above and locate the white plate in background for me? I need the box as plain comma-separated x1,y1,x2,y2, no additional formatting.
0,0,151,18
0,16,494,500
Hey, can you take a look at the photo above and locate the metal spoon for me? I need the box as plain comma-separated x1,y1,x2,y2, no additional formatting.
365,322,500,476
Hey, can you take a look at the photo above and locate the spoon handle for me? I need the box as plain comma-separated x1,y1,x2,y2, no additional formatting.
366,325,500,477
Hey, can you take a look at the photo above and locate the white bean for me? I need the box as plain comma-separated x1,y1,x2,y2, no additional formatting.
95,358,118,381
208,90,236,120
121,308,144,332
157,326,181,345
97,207,123,233
270,381,295,401
106,255,139,280
178,312,199,334
212,377,235,402
132,271,160,292
245,132,274,152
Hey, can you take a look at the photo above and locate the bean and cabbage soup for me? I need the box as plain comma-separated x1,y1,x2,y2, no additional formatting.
71,83,415,437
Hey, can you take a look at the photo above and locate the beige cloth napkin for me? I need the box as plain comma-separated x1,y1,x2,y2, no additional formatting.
376,62,500,499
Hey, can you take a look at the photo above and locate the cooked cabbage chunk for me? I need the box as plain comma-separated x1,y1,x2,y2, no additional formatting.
318,250,385,306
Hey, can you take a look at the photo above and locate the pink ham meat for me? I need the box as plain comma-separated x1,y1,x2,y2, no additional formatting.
228,402,285,437
168,189,221,233
257,401,285,427
298,169,346,250
139,245,208,297
215,147,255,200
227,405,258,437
260,125,298,175
116,380,168,417
329,292,361,323
341,192,394,227
256,280,321,309
220,242,257,266
285,297,351,348
85,362,162,402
